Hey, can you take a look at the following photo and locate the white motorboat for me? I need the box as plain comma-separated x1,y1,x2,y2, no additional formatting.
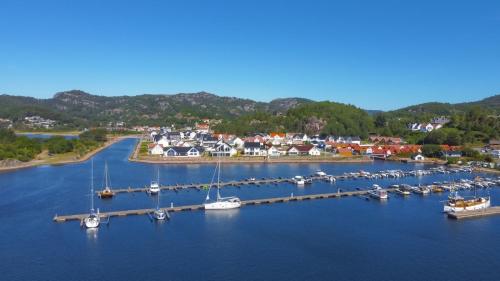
315,170,327,177
444,191,490,212
368,185,388,200
148,168,161,194
204,157,241,210
84,159,100,229
294,176,305,185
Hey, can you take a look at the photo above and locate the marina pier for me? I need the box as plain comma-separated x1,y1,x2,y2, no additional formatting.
97,167,473,195
54,188,389,223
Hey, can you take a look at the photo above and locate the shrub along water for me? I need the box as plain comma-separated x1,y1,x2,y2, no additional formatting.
0,129,107,162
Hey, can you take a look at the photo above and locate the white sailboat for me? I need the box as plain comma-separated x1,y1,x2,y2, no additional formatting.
148,167,161,194
84,159,100,228
204,157,241,210
152,192,169,220
98,161,114,198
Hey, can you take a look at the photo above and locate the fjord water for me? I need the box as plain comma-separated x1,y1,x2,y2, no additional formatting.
0,138,499,281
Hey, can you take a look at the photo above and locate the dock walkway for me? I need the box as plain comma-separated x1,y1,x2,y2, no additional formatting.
54,188,390,223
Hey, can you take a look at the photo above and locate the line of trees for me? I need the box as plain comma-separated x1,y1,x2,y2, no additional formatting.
0,128,107,162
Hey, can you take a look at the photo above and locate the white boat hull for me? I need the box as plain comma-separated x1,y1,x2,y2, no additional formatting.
84,216,100,228
444,198,490,212
204,201,241,210
368,190,388,200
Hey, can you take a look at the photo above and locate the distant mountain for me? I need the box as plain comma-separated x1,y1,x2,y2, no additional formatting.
1,89,498,129
389,94,500,118
0,90,313,127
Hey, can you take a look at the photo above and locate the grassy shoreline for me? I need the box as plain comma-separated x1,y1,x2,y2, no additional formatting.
0,136,130,173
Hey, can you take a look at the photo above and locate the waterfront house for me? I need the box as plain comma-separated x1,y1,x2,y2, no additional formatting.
287,145,320,156
211,142,237,157
267,146,281,157
244,142,264,156
163,146,205,157
149,144,164,155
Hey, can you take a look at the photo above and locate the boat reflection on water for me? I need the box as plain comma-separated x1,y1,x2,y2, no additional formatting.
85,227,99,241
204,208,240,220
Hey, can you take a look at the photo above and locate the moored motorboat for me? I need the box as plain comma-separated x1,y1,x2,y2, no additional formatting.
444,191,490,212
368,185,388,200
294,176,305,185
315,170,327,177
148,168,161,194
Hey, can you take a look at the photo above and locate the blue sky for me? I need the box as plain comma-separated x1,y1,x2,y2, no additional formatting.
1,0,499,110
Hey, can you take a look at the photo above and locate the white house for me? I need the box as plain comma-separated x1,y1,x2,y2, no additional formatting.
267,146,281,157
244,142,263,156
211,142,237,157
287,145,320,156
164,146,204,157
149,144,164,155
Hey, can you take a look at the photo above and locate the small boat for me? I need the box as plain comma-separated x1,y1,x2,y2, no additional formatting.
413,185,430,195
152,192,169,220
431,185,444,193
368,185,388,200
315,170,327,177
98,162,115,199
84,160,100,229
326,175,336,183
204,157,241,210
293,176,305,185
394,185,411,196
148,167,161,194
444,191,490,212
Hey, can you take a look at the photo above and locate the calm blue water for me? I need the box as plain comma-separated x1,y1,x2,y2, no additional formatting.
16,133,78,139
0,138,499,281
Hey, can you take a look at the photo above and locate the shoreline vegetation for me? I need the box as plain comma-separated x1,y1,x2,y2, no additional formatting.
0,130,134,172
0,136,128,172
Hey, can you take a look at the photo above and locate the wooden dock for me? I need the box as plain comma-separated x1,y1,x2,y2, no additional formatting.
447,206,500,220
104,177,297,194
54,188,393,223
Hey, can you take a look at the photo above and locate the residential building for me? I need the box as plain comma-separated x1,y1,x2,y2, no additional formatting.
243,142,263,156
164,146,205,157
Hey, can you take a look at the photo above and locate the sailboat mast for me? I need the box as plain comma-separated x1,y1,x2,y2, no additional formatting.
216,155,221,200
104,161,109,188
90,159,95,212
157,167,160,185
